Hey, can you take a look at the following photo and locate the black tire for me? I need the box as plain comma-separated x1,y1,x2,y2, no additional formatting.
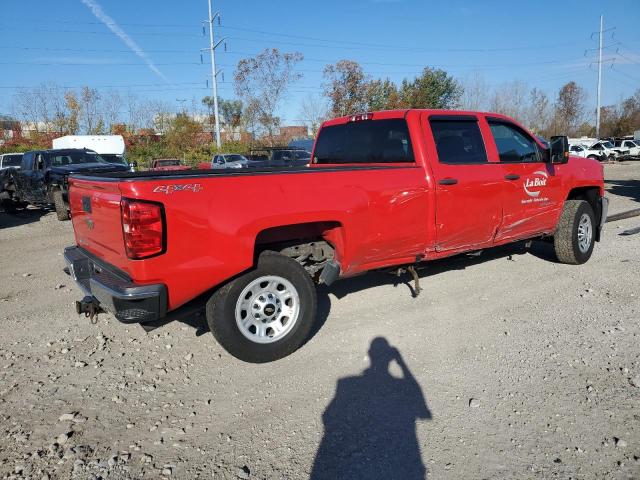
206,251,317,363
553,200,596,265
587,155,599,161
53,189,70,221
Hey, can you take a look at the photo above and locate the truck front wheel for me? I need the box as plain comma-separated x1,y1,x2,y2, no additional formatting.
206,251,317,363
553,200,596,265
53,189,70,221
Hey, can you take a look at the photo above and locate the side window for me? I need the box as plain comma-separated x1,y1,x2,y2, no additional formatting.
21,152,34,170
35,154,45,170
429,119,487,164
489,121,540,163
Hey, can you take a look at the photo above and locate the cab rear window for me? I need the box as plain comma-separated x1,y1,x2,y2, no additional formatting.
313,119,414,164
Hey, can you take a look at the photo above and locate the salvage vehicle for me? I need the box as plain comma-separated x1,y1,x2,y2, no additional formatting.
211,154,249,169
63,110,608,363
245,147,311,167
149,159,191,172
568,144,589,158
1,148,129,220
614,139,640,158
589,140,628,160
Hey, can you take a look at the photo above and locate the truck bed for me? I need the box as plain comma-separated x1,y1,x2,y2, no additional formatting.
71,164,406,181
68,163,431,311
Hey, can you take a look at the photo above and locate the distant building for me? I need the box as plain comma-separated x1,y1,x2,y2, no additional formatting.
0,115,20,145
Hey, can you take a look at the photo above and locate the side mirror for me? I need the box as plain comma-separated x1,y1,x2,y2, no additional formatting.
550,136,569,164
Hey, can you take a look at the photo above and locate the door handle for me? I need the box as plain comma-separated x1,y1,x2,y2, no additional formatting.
504,174,520,180
438,178,458,185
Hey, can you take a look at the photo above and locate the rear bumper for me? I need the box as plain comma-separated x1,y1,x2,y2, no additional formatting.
63,246,167,323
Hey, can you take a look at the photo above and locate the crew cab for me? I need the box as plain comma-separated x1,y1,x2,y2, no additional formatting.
1,148,129,220
149,159,191,172
63,110,607,363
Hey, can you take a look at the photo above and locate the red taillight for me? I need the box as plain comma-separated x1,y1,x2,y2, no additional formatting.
121,199,165,259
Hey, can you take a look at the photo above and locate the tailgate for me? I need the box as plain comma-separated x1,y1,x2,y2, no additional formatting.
69,177,128,270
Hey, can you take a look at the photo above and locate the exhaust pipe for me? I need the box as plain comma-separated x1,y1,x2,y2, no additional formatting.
75,296,104,323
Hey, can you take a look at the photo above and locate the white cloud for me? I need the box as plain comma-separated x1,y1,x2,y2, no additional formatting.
80,0,169,83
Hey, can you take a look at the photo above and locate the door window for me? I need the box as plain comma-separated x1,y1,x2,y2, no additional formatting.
21,152,34,170
35,154,45,170
429,119,487,164
489,122,540,163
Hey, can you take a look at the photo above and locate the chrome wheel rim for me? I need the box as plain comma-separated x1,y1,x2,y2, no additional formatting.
577,213,592,253
235,275,300,344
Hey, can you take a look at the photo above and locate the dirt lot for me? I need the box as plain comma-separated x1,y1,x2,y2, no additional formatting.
0,163,639,479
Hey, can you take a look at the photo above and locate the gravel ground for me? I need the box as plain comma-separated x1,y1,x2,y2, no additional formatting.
0,163,639,479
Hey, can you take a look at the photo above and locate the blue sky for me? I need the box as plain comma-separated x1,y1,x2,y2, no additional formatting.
1,0,639,125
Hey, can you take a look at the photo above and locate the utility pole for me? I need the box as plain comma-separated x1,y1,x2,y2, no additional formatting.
176,99,187,114
206,0,222,148
596,14,603,139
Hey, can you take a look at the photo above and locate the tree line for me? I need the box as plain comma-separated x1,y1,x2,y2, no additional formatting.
5,48,640,155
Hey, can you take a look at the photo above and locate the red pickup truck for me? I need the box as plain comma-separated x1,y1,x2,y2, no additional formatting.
64,110,607,363
148,159,191,171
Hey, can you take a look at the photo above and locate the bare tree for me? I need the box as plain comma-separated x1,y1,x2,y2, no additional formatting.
101,90,122,133
12,82,66,135
234,48,304,145
323,60,368,117
80,86,102,134
526,87,551,135
460,73,489,111
299,94,328,136
552,81,587,136
489,80,529,121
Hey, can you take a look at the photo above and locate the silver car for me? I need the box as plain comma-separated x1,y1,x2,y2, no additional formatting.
211,154,249,169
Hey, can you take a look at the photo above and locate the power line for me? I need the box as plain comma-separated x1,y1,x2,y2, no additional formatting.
0,27,200,37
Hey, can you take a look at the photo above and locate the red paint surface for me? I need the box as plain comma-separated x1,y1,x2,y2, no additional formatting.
69,110,605,311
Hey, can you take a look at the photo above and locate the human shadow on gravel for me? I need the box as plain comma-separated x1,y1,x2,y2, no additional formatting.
311,337,431,480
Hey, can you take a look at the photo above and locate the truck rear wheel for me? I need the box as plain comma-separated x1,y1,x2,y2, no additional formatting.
206,251,317,363
53,189,70,221
553,200,596,265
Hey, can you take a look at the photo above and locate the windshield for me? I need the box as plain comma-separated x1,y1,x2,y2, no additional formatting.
224,155,247,163
99,154,128,165
156,159,181,167
602,141,614,148
50,151,107,166
2,154,22,167
314,119,414,164
272,150,298,161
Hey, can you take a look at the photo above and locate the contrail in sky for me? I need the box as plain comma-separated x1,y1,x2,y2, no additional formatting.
80,0,169,83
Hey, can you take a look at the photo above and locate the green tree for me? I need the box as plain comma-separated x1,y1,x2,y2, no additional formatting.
552,81,586,136
366,78,399,111
398,67,462,109
163,114,205,155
